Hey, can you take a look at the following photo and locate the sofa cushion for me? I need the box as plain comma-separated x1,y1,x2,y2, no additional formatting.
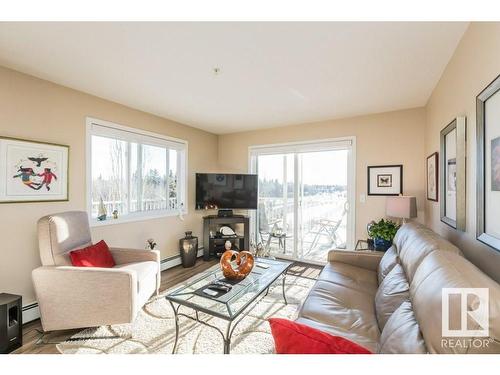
69,240,115,268
297,277,380,352
378,300,427,354
375,263,409,330
377,245,398,285
269,318,372,354
410,251,500,354
393,221,420,252
319,261,378,296
393,222,462,283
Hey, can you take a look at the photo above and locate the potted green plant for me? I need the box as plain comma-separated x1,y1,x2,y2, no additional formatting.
367,219,400,251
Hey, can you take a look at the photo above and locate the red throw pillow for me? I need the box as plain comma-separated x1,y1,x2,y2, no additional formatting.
69,240,115,268
268,318,372,354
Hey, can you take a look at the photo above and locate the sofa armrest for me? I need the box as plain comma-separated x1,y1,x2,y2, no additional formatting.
32,266,137,331
109,247,160,265
327,250,385,271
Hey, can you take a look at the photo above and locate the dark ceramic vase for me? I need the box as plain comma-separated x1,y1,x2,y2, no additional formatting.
374,238,392,251
179,231,198,268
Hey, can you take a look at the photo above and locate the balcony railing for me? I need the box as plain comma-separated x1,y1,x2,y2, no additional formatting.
91,197,178,217
258,192,348,259
260,192,347,232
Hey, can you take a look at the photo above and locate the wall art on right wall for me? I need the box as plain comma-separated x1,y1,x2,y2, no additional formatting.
477,74,500,252
439,116,466,231
426,152,439,202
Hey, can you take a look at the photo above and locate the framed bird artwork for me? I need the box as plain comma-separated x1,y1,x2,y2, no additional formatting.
0,136,69,203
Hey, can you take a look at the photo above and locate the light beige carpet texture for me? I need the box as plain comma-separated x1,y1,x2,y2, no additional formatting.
57,274,314,354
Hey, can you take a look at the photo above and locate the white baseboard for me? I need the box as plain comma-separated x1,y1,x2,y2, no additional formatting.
22,302,40,324
23,247,206,324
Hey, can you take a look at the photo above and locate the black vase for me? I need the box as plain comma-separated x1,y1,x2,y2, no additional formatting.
179,231,198,268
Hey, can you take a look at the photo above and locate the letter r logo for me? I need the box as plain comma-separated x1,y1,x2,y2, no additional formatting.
442,288,489,337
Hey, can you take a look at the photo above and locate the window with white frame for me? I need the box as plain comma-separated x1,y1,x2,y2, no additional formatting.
87,118,187,222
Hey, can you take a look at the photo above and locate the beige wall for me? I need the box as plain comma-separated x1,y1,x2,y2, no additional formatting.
425,22,500,283
0,66,219,304
3,22,500,308
218,107,426,243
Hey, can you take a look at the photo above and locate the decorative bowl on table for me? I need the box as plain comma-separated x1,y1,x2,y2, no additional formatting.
220,250,255,280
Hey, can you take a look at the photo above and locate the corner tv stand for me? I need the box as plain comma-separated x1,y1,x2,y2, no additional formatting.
202,215,250,260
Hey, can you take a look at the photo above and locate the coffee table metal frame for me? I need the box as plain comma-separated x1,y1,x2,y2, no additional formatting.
165,259,291,354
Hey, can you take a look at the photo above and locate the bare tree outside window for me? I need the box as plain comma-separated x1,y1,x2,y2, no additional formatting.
90,133,184,218
91,136,127,217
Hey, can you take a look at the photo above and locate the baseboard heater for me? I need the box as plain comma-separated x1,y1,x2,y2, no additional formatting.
22,302,40,324
160,247,205,271
22,247,205,324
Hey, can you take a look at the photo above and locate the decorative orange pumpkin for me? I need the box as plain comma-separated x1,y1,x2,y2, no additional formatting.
220,250,255,280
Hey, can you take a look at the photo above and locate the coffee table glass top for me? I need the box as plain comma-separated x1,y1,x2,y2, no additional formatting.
165,257,292,320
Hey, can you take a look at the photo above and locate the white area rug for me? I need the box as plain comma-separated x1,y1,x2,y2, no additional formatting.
57,274,315,354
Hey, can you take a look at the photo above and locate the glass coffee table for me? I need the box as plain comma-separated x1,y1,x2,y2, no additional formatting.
165,257,292,354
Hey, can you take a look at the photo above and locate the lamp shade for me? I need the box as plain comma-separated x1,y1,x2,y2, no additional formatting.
386,196,417,219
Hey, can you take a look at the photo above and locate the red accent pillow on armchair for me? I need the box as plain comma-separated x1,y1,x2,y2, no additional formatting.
69,240,116,268
268,318,372,354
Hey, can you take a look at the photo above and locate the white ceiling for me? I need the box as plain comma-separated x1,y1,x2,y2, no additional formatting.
0,22,468,134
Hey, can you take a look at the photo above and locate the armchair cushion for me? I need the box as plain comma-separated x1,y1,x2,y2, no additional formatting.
69,240,115,268
38,211,93,266
115,261,158,292
115,261,158,307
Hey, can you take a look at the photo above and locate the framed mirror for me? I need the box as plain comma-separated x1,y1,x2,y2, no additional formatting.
477,75,500,252
439,117,466,230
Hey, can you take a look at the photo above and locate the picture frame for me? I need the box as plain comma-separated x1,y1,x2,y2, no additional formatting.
476,74,500,252
439,117,466,231
367,165,403,196
0,136,69,203
426,152,439,202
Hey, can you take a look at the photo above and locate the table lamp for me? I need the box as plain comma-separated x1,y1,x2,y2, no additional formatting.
386,196,417,224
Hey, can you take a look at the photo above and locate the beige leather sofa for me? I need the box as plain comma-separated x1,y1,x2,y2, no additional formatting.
296,222,500,353
32,211,161,332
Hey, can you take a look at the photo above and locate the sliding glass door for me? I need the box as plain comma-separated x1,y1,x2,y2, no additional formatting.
250,138,355,263
256,153,295,257
297,149,350,261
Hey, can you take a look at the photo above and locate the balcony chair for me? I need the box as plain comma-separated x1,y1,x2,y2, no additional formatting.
306,200,348,253
258,204,291,253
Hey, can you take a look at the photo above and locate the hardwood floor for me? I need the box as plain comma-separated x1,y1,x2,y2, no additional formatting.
13,259,322,354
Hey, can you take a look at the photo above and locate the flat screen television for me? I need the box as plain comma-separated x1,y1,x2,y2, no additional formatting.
195,173,258,210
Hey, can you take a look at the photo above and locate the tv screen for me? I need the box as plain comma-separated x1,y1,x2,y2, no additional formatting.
196,173,258,210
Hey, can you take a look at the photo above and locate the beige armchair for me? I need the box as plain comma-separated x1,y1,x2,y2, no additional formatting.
32,211,161,332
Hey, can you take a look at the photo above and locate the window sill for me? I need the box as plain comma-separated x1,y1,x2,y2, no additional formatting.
89,209,188,228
